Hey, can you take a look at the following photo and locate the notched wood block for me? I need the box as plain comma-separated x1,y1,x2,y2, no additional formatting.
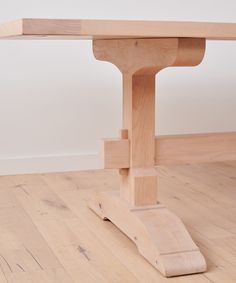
101,138,129,169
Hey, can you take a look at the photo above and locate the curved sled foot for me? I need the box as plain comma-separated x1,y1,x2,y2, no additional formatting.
89,191,206,277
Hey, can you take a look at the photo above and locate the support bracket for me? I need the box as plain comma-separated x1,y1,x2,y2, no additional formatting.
89,191,206,277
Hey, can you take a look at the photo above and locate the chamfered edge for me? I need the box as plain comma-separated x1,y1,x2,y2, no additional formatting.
0,19,24,38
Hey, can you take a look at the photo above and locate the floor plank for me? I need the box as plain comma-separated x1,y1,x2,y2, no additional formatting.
3,174,139,283
0,190,74,283
0,161,235,282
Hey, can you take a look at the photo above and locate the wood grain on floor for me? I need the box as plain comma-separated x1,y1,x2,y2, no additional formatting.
0,162,235,282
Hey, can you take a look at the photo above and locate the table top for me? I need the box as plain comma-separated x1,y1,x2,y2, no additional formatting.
0,18,236,40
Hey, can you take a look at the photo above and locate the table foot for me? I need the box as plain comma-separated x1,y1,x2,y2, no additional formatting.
88,191,206,277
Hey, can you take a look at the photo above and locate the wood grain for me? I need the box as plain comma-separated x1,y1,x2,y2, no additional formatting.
101,138,129,169
155,132,236,165
94,38,205,208
0,162,235,281
1,18,236,39
89,190,206,277
89,38,207,276
101,132,236,168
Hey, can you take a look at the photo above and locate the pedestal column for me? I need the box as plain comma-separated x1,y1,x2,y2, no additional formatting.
89,37,207,277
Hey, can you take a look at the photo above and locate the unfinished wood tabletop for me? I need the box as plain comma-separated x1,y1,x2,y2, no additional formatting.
0,18,236,39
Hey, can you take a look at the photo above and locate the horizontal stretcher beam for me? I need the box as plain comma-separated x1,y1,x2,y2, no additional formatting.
102,132,236,168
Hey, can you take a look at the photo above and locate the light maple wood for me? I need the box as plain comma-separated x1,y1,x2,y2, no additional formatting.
1,18,235,279
93,37,205,206
101,132,236,168
155,132,236,165
118,129,129,176
0,162,235,282
89,191,206,277
101,138,129,169
1,18,236,39
88,37,207,277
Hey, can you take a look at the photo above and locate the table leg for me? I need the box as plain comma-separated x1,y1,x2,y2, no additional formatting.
89,37,207,277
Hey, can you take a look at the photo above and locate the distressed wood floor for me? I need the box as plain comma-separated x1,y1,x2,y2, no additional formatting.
0,161,235,282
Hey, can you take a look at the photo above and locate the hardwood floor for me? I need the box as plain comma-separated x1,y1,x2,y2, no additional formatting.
0,161,235,282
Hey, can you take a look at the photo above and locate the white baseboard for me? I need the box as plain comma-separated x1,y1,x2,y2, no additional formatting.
0,153,101,176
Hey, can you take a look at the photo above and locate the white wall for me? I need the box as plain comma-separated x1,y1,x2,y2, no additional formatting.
0,0,236,175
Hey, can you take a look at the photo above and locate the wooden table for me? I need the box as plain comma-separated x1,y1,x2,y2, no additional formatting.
1,19,236,277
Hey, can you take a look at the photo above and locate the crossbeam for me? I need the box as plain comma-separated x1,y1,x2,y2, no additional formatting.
102,132,236,168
